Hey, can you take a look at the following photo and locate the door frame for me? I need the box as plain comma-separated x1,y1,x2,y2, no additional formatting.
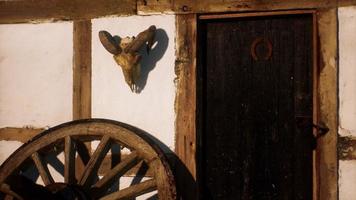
174,9,338,200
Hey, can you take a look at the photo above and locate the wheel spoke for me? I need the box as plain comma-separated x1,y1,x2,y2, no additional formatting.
92,151,139,195
99,179,157,200
130,161,149,185
31,152,54,186
1,183,23,200
64,136,76,184
79,135,111,187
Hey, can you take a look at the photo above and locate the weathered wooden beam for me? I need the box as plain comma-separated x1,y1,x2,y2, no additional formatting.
0,0,136,24
138,0,356,14
73,20,92,179
137,0,174,14
0,127,44,143
73,20,92,120
338,136,356,160
1,0,354,23
174,14,197,180
199,9,316,20
316,9,338,200
174,14,200,200
339,0,356,7
192,0,356,13
174,14,198,200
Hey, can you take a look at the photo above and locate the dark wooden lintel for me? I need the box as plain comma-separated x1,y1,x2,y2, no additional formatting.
0,0,136,24
338,136,356,160
1,0,355,23
138,0,356,15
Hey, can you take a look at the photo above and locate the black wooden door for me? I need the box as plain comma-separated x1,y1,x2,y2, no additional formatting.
198,14,314,200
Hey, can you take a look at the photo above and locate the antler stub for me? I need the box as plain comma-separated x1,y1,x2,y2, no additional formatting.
99,26,156,92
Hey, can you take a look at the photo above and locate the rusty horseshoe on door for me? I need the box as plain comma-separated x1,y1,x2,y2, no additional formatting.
250,37,273,61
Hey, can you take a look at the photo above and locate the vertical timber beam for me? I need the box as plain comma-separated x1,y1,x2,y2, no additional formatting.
73,20,92,179
175,14,198,199
73,20,92,120
175,14,197,180
316,9,338,200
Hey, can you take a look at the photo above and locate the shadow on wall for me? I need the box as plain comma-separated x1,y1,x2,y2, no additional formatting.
135,28,169,93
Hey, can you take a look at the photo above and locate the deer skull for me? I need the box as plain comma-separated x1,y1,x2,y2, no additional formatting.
99,26,156,92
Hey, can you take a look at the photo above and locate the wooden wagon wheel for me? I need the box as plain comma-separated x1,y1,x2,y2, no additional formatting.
0,119,176,200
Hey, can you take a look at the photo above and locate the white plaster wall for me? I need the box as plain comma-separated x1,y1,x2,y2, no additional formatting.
339,6,356,137
0,22,73,128
339,160,356,200
339,6,356,200
92,15,176,150
0,140,22,165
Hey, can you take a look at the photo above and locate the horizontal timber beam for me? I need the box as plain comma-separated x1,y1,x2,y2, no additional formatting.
0,127,44,143
138,0,356,15
0,0,136,24
1,0,355,23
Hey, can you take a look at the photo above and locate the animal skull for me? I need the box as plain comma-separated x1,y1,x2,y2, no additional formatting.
99,26,156,92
